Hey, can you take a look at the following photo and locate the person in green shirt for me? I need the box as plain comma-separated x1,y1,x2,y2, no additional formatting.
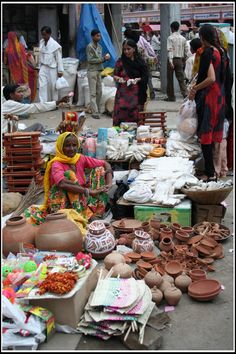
86,29,110,119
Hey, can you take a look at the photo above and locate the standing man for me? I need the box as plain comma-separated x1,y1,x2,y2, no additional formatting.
86,29,110,119
165,21,189,102
38,26,64,102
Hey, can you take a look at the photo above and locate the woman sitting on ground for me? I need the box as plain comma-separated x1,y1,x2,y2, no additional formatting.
25,132,113,225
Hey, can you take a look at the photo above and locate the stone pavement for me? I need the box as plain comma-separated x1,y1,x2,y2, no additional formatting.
18,93,234,352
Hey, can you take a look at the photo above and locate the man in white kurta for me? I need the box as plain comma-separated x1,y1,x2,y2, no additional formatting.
39,26,64,102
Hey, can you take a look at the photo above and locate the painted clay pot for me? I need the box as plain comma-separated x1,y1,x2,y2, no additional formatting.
164,284,182,306
85,221,116,259
36,212,83,254
3,216,37,257
159,236,174,252
144,268,163,288
104,251,126,270
175,272,192,292
151,286,163,305
132,230,154,253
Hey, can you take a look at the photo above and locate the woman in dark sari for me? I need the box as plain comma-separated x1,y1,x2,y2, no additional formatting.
113,39,148,126
189,24,227,181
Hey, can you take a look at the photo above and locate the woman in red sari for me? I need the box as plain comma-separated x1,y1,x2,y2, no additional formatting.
189,24,227,182
113,39,148,126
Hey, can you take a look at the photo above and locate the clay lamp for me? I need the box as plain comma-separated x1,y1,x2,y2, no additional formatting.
175,230,190,243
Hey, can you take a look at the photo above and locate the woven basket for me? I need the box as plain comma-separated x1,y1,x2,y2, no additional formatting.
181,186,233,205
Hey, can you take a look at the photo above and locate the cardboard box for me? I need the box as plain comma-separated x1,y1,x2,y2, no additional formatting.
134,199,192,226
192,203,226,225
26,263,98,329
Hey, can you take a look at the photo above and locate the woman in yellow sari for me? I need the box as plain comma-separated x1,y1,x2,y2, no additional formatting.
25,132,113,225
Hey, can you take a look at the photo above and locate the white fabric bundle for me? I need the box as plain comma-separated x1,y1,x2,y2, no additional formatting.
123,184,153,203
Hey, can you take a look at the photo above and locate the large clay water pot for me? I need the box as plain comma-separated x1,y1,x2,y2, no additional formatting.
85,220,116,259
35,212,83,254
3,216,37,257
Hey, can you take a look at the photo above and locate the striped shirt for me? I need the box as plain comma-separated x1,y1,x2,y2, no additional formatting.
167,31,189,65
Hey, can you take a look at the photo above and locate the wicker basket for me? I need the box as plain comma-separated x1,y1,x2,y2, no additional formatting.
181,186,233,205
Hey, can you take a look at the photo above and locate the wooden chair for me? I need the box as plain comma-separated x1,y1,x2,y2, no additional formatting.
138,111,167,136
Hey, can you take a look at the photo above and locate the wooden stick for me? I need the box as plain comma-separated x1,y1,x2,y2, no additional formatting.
124,324,132,342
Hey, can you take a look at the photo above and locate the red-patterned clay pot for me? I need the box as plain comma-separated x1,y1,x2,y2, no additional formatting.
132,230,154,253
36,212,83,254
3,216,37,257
85,220,116,259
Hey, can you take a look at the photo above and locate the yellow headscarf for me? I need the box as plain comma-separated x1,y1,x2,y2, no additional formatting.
43,132,81,208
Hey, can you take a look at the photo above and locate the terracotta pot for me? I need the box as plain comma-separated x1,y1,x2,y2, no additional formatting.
164,284,182,306
175,230,190,243
159,227,173,241
132,230,154,253
175,272,192,292
159,236,174,252
36,212,83,254
149,218,161,230
104,222,115,237
159,280,172,293
189,269,207,282
111,263,133,278
165,260,183,278
162,273,175,284
149,228,160,241
171,223,181,235
151,286,163,305
140,221,150,233
104,251,126,270
180,226,194,235
85,221,116,259
144,268,163,288
3,216,37,257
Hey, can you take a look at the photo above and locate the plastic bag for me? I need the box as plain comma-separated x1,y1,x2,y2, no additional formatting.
123,184,153,203
177,99,198,140
55,76,69,90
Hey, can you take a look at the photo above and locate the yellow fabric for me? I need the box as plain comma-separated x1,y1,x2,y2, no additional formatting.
58,209,87,237
101,67,114,77
42,132,81,208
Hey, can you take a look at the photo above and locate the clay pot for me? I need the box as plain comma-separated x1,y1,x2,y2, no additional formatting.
149,228,160,241
85,220,116,259
144,268,163,288
36,212,83,254
3,216,37,257
151,286,163,305
189,269,207,282
175,230,190,243
180,226,194,235
175,272,192,292
104,222,115,236
159,280,172,293
164,284,182,306
140,221,150,233
149,218,161,230
162,273,175,284
159,227,173,241
104,251,126,270
111,263,133,278
159,236,174,252
132,230,154,253
171,223,181,235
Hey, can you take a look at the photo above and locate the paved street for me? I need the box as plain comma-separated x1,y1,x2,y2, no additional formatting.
28,91,234,351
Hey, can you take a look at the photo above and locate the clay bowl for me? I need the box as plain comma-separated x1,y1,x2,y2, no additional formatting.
140,251,157,260
175,230,190,242
188,279,221,296
180,226,194,235
125,252,141,262
201,257,214,265
136,259,153,271
202,237,218,248
187,234,204,245
188,288,221,301
123,255,132,264
195,244,211,256
189,269,207,282
200,238,217,249
165,260,183,278
138,267,148,278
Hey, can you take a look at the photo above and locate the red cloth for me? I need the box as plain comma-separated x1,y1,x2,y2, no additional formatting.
227,121,233,169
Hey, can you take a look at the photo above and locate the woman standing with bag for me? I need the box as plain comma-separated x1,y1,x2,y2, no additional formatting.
188,24,227,182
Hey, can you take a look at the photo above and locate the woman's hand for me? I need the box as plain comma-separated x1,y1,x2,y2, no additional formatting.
188,86,197,100
89,186,109,197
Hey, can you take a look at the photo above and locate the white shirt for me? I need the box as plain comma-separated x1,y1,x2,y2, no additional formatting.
138,35,156,58
151,35,160,51
39,37,64,72
2,99,57,116
167,31,189,65
185,53,195,81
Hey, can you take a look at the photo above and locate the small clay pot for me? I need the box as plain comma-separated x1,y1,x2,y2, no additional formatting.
144,268,163,288
132,230,154,253
175,230,190,243
165,260,183,278
159,280,172,293
149,218,161,230
175,272,192,292
162,273,175,284
140,221,150,233
180,226,194,235
159,236,174,252
111,263,133,278
189,269,207,282
104,222,115,236
104,252,126,270
151,286,163,305
159,227,173,241
164,284,182,306
171,223,181,235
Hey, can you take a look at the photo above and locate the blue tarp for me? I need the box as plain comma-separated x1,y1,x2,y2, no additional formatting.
76,4,117,68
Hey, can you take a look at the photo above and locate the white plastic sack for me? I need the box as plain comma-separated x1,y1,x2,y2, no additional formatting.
100,84,116,113
102,75,116,87
177,99,198,140
123,184,153,203
55,77,69,90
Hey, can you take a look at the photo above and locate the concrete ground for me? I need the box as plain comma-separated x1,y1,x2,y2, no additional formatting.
18,87,235,351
